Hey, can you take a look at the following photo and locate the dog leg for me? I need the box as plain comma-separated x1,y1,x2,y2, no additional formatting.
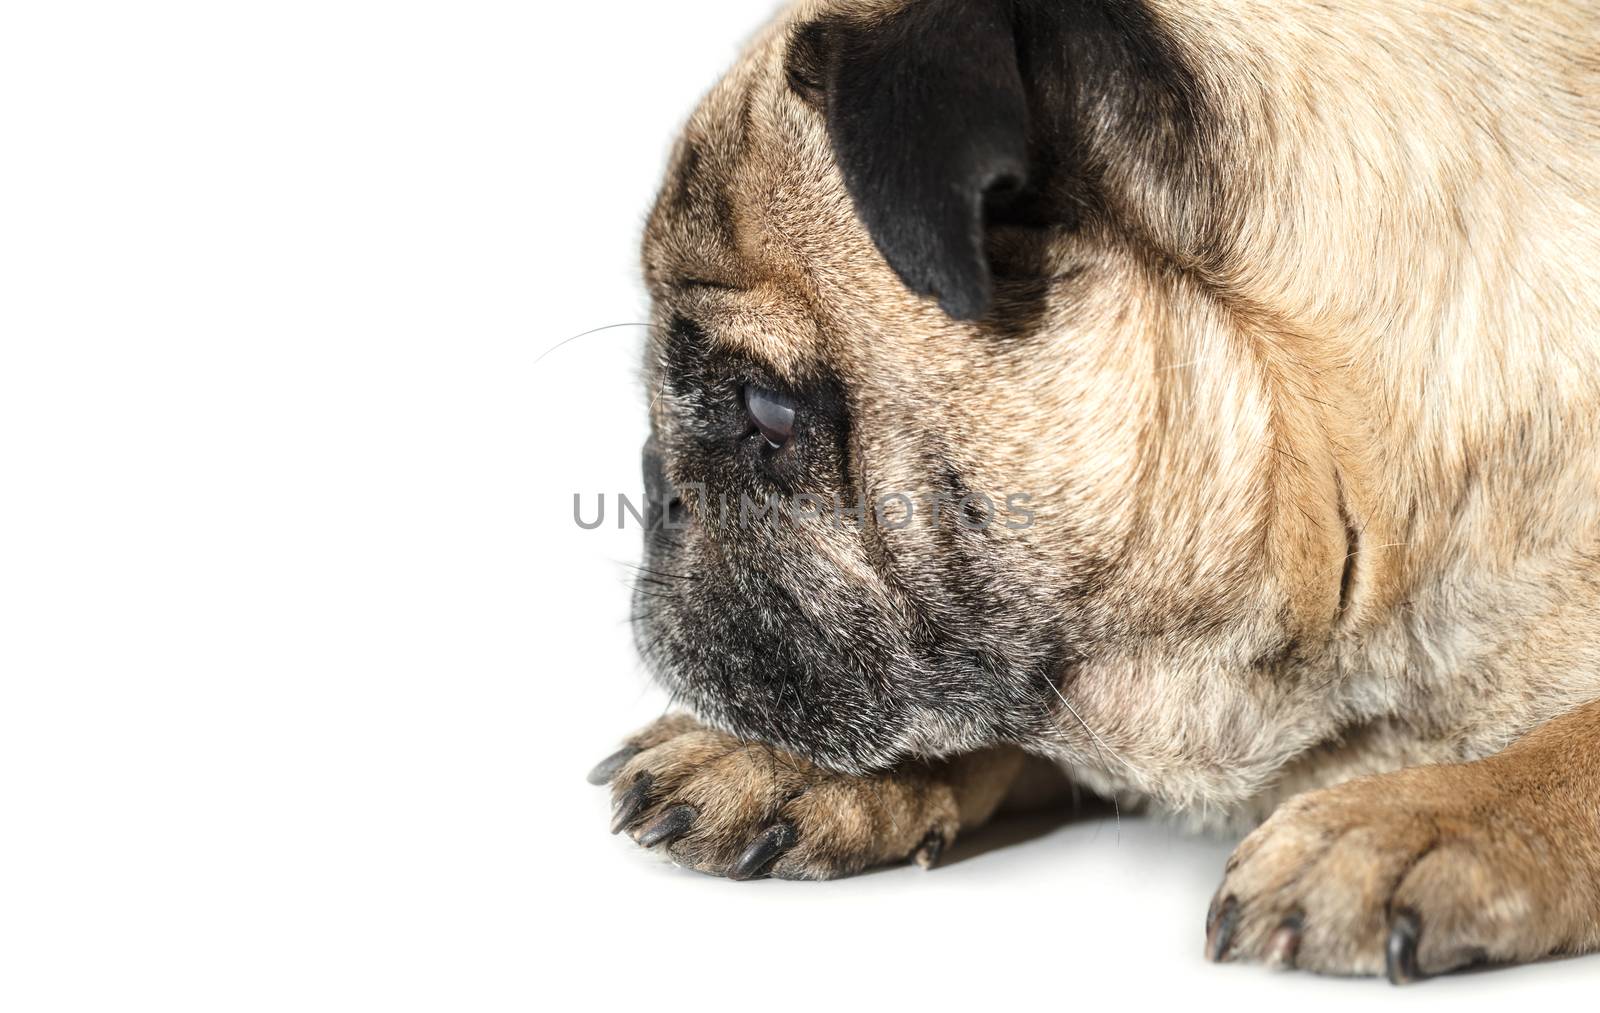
1207,699,1600,981
589,714,1025,880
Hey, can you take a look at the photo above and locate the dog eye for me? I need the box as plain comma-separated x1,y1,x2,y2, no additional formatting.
743,384,796,448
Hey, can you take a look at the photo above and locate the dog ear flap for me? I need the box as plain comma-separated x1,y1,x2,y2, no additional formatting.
788,1,1029,321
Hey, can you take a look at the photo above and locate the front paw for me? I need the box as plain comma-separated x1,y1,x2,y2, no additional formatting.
588,715,958,880
1206,762,1570,983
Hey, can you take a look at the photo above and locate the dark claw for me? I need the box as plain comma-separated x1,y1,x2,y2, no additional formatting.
1386,908,1424,985
637,804,696,848
587,745,641,785
728,822,797,881
1205,895,1240,962
609,773,654,834
1265,912,1303,969
912,828,945,870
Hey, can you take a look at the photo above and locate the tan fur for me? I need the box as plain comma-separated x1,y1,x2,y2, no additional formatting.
603,0,1600,979
1212,700,1600,976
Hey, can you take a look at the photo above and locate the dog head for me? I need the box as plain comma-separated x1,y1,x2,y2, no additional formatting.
631,0,1352,786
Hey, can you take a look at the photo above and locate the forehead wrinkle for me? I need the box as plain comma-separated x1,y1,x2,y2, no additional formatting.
701,283,824,381
643,48,770,287
648,294,815,403
649,126,834,379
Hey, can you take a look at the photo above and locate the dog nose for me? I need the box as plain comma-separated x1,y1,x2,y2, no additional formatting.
641,439,684,526
641,439,670,501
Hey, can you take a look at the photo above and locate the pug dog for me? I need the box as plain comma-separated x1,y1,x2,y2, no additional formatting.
587,0,1600,984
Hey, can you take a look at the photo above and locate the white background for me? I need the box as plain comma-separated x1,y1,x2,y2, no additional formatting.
1,2,1589,1009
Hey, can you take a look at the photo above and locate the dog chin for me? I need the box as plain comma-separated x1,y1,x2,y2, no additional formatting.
659,679,907,775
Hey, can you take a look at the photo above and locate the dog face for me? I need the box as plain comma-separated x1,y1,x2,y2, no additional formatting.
632,0,1352,783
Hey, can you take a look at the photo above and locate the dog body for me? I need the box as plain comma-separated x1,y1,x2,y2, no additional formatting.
595,0,1600,981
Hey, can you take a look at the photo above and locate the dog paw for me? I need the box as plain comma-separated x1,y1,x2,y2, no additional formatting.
1205,762,1570,983
587,714,959,880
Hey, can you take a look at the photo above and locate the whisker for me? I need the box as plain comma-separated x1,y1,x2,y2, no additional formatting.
535,322,654,365
1037,671,1124,840
632,587,680,601
621,562,700,582
646,349,671,415
1157,354,1221,373
1319,539,1408,579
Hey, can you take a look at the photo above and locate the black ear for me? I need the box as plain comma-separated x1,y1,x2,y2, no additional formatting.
789,0,1029,321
